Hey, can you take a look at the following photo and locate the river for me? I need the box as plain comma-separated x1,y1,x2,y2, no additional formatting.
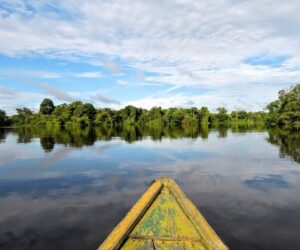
0,126,299,250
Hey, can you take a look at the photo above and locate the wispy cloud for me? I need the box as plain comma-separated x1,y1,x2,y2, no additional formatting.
0,85,45,114
0,70,62,79
0,0,300,109
104,58,120,74
92,93,120,105
0,86,16,97
75,71,103,78
38,83,74,102
126,84,273,111
116,80,127,85
30,71,62,79
11,77,75,102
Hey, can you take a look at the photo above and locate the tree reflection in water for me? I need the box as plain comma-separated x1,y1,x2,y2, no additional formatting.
267,128,300,164
1,124,298,164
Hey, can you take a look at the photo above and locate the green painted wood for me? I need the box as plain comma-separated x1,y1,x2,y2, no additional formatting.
130,187,200,238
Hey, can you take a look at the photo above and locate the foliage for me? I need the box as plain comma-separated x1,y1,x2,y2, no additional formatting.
266,84,300,129
0,110,11,127
12,108,33,125
216,107,229,124
2,97,269,129
40,98,55,115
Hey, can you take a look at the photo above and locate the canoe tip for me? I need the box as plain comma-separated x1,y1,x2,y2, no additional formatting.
156,176,173,181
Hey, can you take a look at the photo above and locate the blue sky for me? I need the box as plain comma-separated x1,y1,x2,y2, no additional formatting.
0,0,300,114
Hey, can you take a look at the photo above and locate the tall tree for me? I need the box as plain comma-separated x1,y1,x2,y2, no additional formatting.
216,107,229,123
266,84,300,128
40,98,55,115
0,110,7,126
84,103,96,120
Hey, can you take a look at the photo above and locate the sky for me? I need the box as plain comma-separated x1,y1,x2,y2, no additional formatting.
0,0,300,114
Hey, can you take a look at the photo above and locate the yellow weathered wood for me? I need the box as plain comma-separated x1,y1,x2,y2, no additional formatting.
122,239,207,250
98,177,228,250
153,239,207,250
130,187,200,238
121,239,153,250
98,179,163,250
164,178,228,250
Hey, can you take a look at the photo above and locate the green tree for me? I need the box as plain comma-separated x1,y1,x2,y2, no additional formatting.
94,108,115,127
119,105,142,124
216,107,229,124
40,98,55,115
182,107,200,125
164,108,185,124
266,84,300,129
12,108,33,124
0,110,8,126
84,103,96,120
199,107,209,124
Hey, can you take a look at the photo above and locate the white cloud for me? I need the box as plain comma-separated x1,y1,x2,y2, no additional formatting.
74,71,102,78
0,0,300,109
30,71,62,79
104,58,120,74
116,80,127,85
0,85,46,114
126,82,278,111
0,70,62,79
0,85,123,114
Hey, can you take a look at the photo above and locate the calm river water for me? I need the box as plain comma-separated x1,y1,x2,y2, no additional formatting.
0,126,299,250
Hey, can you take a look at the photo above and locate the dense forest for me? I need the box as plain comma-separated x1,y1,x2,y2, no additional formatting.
0,84,299,129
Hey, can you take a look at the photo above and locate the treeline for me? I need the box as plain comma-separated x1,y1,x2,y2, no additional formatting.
0,84,299,129
1,98,265,129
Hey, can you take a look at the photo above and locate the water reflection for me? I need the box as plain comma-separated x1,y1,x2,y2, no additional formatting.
267,128,300,163
0,129,5,142
2,125,299,165
0,126,299,250
244,174,291,192
40,136,55,152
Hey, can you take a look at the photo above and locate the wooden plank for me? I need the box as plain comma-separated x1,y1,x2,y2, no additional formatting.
154,239,207,250
121,239,153,250
122,239,154,250
122,238,207,250
98,179,163,250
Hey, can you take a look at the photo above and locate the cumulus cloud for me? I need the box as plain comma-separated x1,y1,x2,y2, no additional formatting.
0,0,300,109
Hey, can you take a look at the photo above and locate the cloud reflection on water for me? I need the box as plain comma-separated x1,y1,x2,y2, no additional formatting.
0,128,299,249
